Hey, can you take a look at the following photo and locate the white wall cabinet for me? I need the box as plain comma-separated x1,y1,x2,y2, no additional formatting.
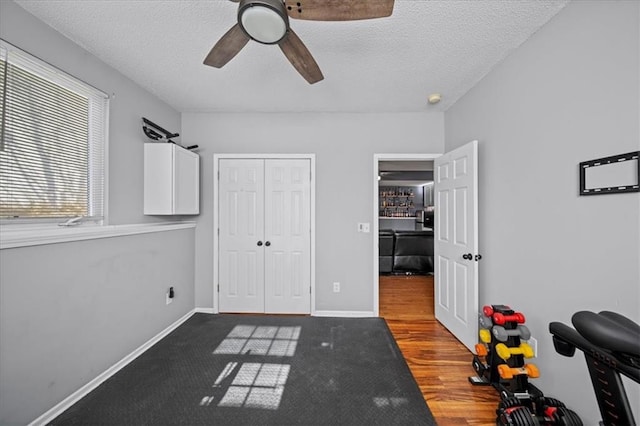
144,143,199,215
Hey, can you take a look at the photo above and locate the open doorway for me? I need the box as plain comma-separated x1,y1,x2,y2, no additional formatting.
372,154,441,316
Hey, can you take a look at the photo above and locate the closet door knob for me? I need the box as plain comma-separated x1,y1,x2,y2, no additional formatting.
257,241,263,246
462,253,472,260
265,241,271,247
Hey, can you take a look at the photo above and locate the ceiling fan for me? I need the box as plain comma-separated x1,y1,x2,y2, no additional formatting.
203,0,395,84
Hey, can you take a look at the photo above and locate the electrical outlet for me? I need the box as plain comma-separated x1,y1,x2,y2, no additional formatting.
166,290,173,305
529,337,538,357
333,282,340,293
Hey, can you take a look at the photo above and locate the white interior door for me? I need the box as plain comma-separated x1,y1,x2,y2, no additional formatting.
264,159,311,314
218,159,265,313
434,140,479,352
218,158,311,314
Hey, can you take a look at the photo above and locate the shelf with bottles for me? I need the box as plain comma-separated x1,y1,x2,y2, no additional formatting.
379,186,416,218
378,207,416,220
379,187,415,199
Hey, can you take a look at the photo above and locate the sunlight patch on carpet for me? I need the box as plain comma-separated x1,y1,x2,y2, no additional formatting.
213,325,301,357
212,362,290,410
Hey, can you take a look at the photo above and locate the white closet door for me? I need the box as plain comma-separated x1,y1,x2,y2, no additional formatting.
264,159,311,314
218,159,265,313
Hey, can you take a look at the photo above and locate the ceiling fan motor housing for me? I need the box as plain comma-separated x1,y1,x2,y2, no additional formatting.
238,0,290,45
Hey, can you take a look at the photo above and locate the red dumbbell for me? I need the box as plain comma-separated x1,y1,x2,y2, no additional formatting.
492,311,525,325
483,305,512,317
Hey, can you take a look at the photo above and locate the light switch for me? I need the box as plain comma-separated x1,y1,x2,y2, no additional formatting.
358,223,370,233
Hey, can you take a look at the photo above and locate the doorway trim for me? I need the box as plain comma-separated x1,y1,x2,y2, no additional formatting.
373,153,441,317
213,153,316,314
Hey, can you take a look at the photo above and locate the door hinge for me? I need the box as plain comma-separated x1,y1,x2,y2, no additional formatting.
217,284,220,292
217,170,220,180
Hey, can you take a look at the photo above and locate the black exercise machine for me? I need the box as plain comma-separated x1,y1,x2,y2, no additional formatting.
549,311,640,425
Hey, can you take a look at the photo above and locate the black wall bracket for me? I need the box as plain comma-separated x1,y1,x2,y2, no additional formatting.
142,117,179,143
579,151,639,196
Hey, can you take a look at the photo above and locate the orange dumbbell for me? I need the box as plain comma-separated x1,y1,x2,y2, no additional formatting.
497,363,540,379
475,343,488,357
495,342,534,360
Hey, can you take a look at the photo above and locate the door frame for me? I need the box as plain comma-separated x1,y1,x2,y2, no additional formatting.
213,153,316,314
372,153,441,316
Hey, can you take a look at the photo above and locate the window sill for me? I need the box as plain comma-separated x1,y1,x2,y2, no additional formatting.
0,222,196,249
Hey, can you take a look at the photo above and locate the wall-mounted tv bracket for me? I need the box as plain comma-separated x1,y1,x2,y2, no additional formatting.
579,151,639,195
142,117,180,144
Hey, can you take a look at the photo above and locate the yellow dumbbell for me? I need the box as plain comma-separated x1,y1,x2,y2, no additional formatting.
497,363,540,380
479,328,492,344
495,342,534,360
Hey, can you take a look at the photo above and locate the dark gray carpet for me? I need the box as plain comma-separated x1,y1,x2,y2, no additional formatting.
50,314,436,425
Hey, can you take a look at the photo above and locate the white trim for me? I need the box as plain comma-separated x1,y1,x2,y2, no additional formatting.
194,307,215,314
0,221,196,249
102,104,110,225
213,156,219,313
309,155,317,316
372,154,441,317
28,310,195,426
313,310,376,318
213,154,316,315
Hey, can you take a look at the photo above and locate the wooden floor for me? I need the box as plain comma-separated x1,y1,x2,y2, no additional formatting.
380,274,500,425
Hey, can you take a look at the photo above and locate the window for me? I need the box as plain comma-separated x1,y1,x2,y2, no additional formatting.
0,40,108,223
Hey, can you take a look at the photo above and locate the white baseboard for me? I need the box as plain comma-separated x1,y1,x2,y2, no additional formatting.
194,307,215,314
313,310,376,318
29,309,196,426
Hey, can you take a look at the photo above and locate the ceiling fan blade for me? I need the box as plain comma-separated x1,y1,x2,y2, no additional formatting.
278,29,324,84
285,0,394,21
203,24,250,68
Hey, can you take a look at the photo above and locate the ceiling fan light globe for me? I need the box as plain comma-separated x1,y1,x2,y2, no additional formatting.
240,5,287,44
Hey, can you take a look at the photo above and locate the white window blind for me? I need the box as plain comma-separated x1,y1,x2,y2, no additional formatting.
0,40,108,221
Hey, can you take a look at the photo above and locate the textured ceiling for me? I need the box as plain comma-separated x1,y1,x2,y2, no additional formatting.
14,0,569,113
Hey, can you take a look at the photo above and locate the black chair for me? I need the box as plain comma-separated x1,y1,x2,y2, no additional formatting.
378,229,395,274
392,230,434,274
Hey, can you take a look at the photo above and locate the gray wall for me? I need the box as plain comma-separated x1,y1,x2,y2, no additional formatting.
0,230,195,425
0,2,196,424
445,1,639,423
182,112,444,312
